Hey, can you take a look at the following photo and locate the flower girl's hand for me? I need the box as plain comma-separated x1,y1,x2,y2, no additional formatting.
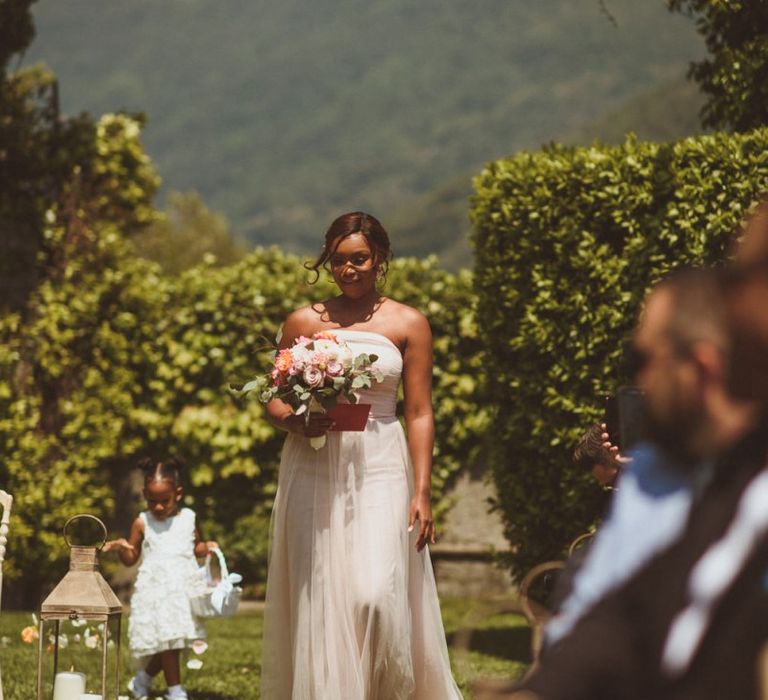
102,538,134,553
205,541,219,553
408,493,436,552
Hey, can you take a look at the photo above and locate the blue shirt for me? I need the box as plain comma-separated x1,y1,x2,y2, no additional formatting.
545,442,703,645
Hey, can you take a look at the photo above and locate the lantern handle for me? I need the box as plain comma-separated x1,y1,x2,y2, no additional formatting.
63,513,108,551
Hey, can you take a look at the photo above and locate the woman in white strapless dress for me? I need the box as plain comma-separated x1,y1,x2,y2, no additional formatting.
261,212,462,699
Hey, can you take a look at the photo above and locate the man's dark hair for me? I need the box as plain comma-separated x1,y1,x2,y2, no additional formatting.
722,261,768,401
573,424,618,473
654,267,729,358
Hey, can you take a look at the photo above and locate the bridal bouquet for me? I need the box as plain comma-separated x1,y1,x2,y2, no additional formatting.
234,331,384,448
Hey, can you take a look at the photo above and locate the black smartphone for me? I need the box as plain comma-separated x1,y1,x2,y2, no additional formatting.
604,387,646,451
616,386,646,450
604,394,620,447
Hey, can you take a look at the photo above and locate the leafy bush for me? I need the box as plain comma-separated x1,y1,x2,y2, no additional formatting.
471,128,768,578
1,242,484,601
0,109,163,607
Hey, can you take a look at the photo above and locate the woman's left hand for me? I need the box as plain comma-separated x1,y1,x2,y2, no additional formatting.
408,493,435,552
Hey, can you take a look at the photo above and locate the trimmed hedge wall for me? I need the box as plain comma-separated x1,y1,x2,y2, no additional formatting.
471,128,768,578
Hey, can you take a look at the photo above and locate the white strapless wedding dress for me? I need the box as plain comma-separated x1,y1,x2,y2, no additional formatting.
261,329,462,699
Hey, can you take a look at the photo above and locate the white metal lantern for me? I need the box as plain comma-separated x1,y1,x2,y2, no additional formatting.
36,514,123,699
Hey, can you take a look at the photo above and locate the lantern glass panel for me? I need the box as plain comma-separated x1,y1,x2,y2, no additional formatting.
38,616,122,697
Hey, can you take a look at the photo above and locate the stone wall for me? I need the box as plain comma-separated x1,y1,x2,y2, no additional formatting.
432,471,514,598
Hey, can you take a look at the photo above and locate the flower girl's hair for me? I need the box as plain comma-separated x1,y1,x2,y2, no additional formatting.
138,456,185,488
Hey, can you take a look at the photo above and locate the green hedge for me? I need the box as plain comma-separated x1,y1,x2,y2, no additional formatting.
471,128,768,578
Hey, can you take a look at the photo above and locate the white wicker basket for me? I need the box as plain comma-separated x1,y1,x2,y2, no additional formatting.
189,548,242,618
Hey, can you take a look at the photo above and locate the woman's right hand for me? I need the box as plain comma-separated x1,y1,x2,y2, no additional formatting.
285,411,335,437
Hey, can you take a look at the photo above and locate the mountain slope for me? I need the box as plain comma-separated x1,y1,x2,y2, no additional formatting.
26,0,703,257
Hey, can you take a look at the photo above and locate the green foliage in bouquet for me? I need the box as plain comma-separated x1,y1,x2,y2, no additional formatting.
471,127,768,579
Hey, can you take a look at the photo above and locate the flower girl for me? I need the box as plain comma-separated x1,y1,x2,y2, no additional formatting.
104,457,217,700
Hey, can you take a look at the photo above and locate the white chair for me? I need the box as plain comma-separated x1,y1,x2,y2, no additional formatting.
0,490,12,700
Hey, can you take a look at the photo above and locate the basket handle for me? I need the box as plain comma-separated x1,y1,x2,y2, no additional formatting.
206,547,230,580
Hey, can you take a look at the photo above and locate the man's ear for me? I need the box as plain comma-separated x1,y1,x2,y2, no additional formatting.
691,341,726,385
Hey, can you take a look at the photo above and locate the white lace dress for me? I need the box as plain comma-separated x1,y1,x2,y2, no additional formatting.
261,330,462,699
129,507,205,661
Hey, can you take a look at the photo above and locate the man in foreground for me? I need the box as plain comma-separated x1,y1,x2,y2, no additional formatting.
478,266,768,699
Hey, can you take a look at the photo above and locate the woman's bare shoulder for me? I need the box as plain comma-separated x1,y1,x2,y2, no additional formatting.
284,305,319,326
384,299,430,331
282,304,327,337
379,301,431,351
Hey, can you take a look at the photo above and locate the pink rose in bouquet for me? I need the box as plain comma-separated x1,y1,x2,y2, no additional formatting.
302,365,325,389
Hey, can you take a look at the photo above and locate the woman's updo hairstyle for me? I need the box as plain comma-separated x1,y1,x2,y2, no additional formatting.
306,211,393,284
139,456,185,488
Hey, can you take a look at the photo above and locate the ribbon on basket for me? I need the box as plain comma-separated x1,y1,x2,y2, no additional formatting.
190,547,243,617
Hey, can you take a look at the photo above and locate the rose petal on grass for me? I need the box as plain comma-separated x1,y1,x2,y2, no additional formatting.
191,639,208,655
21,626,38,643
186,658,203,670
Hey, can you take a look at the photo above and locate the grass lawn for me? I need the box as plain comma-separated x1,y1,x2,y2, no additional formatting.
0,598,529,698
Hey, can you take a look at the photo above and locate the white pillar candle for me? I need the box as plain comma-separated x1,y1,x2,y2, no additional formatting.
53,671,86,700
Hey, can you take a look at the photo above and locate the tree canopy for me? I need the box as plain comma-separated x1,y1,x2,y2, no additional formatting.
669,0,768,131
